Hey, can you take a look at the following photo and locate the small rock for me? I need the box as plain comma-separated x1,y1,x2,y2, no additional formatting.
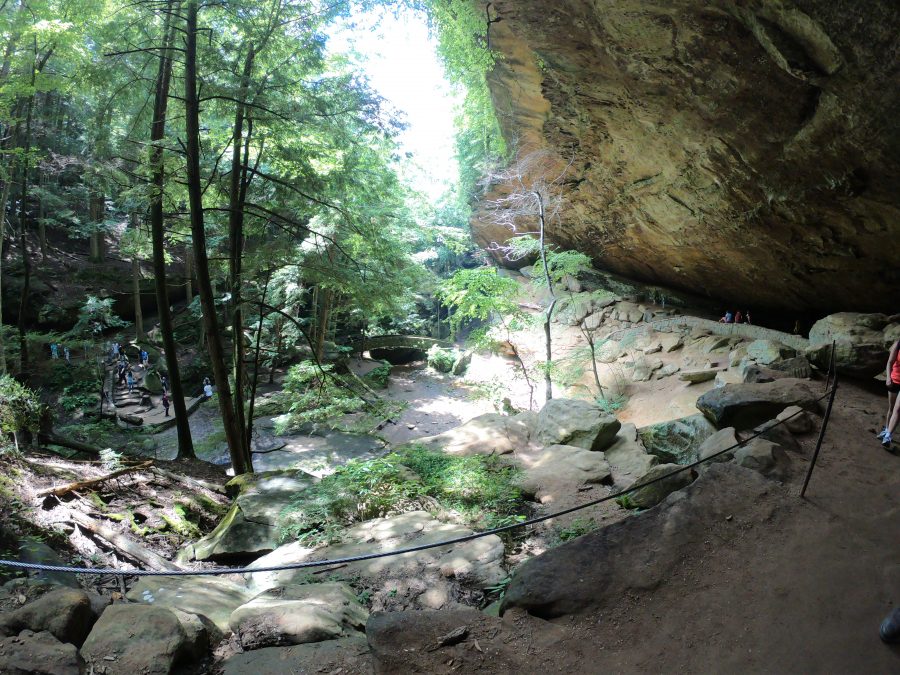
776,405,814,434
0,630,79,675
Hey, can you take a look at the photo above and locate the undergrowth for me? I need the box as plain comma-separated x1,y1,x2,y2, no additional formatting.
279,445,525,547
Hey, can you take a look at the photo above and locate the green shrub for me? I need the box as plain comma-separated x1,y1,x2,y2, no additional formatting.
274,361,365,433
363,361,392,389
555,517,599,542
60,380,99,413
426,345,457,373
595,393,628,414
280,445,525,546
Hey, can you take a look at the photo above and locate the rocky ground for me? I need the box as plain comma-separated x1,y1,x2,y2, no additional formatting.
1,298,899,673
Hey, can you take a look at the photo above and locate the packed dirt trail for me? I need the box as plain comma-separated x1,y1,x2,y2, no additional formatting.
551,379,900,673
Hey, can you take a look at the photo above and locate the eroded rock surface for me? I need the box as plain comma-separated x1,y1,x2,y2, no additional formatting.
472,1,900,314
697,378,822,429
533,398,621,451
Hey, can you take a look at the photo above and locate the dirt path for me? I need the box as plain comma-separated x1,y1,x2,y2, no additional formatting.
558,379,900,672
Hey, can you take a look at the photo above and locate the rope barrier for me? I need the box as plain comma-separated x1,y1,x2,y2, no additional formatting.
0,389,834,578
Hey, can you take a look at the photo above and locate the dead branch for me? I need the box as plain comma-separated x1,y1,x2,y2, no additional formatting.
37,461,154,498
38,433,102,456
150,466,226,495
68,510,183,572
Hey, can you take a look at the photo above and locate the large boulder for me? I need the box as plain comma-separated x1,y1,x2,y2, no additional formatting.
181,470,316,562
533,399,621,452
733,439,791,480
229,583,367,650
221,636,372,675
81,604,207,675
515,444,611,501
745,340,797,365
415,413,530,456
0,630,79,675
696,379,822,430
623,463,695,510
244,512,505,606
603,424,658,488
806,313,897,377
638,414,717,464
501,463,772,619
126,575,252,633
696,427,739,463
0,588,97,647
16,542,80,590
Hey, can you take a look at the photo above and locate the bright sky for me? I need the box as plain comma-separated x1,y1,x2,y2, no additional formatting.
327,7,461,201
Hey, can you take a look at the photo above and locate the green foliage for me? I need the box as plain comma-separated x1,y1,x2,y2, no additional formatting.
426,345,457,373
362,361,392,389
595,394,628,414
60,380,99,413
555,517,599,543
68,296,128,341
438,267,521,335
274,361,364,433
509,237,592,287
99,447,124,472
0,377,43,448
280,445,524,546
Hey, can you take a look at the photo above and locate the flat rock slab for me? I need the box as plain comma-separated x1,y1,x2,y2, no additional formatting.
184,470,316,562
603,424,658,488
229,582,367,649
245,511,505,607
221,636,372,675
514,444,611,501
501,463,773,619
534,398,621,451
696,378,822,430
415,413,530,456
126,576,252,633
81,604,203,675
679,368,722,383
0,630,79,675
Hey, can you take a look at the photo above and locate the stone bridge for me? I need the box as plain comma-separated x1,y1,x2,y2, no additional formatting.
347,334,454,353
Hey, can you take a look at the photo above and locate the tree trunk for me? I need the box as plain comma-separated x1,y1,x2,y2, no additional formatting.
16,86,35,375
150,0,194,458
132,257,144,339
185,0,250,475
184,244,192,303
536,191,554,402
315,289,334,363
88,194,105,263
228,45,255,474
0,175,10,374
37,172,46,260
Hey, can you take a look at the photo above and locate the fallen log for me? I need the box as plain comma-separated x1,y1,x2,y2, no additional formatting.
69,510,183,572
37,461,153,498
151,466,226,495
38,433,102,456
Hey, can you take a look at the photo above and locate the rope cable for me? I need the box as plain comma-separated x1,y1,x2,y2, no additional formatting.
0,389,833,577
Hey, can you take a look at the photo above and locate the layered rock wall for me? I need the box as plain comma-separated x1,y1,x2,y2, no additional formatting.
472,0,900,312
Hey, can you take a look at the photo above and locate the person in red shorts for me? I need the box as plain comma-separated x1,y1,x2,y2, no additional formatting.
879,339,900,446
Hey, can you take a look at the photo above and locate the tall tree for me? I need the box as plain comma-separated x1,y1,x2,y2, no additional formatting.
184,0,250,473
148,0,194,458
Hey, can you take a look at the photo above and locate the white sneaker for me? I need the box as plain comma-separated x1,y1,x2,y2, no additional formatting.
883,433,893,448
877,428,888,440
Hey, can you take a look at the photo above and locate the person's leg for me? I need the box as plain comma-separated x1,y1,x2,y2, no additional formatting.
883,389,897,435
882,394,900,447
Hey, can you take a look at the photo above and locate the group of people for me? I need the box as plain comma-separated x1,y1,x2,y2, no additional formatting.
48,342,71,363
719,310,752,324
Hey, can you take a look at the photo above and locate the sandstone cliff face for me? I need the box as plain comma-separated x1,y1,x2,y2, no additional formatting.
472,0,899,312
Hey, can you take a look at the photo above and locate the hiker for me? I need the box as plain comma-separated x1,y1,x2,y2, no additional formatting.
734,310,743,324
878,338,900,446
50,343,59,359
63,345,70,364
203,378,213,399
719,310,734,324
743,310,752,324
118,363,127,385
140,348,149,367
162,392,171,417
126,370,135,393
160,374,169,394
